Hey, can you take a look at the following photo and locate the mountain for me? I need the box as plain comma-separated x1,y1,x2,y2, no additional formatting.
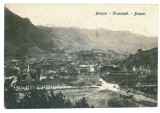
121,48,158,69
41,27,157,53
39,26,95,52
80,28,157,52
5,7,158,59
5,8,55,59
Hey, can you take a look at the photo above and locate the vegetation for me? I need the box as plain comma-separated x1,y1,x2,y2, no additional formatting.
122,48,158,70
118,79,138,88
140,74,157,85
135,101,157,107
74,97,91,108
4,80,93,109
108,99,137,107
18,90,73,108
4,87,19,109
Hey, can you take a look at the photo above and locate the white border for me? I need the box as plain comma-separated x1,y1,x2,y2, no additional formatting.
0,0,159,113
0,0,160,4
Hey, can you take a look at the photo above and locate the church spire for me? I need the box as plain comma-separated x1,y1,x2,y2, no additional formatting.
26,59,32,85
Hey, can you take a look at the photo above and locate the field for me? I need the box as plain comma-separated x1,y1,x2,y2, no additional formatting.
53,87,100,102
53,88,119,107
18,87,157,108
86,90,119,107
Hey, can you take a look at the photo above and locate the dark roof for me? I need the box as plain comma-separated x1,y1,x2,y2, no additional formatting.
108,72,137,76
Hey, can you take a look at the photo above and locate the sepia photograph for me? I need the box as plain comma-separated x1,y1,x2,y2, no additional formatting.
4,4,158,109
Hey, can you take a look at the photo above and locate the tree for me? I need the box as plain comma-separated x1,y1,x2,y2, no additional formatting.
108,99,137,107
78,82,85,86
4,79,19,109
19,89,50,108
48,91,73,108
18,90,74,108
137,49,142,53
74,97,90,108
4,83,93,108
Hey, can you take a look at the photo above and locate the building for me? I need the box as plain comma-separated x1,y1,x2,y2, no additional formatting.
104,71,138,83
17,63,39,86
77,73,101,86
57,71,78,80
77,68,101,86
132,65,151,76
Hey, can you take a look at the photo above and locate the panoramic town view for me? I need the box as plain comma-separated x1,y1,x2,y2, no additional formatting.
4,4,158,108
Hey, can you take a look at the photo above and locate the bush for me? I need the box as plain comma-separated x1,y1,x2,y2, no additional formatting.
4,86,93,108
108,99,137,107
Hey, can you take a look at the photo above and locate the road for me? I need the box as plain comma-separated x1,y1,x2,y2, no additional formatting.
129,92,157,103
99,78,157,103
72,78,120,102
99,78,120,92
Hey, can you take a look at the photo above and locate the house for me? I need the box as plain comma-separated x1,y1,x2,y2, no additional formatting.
133,65,151,76
57,71,78,80
77,69,101,86
105,71,138,83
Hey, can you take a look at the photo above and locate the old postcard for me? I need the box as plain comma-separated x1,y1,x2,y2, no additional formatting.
4,4,158,108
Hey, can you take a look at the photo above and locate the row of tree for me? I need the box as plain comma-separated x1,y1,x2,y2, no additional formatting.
4,81,93,109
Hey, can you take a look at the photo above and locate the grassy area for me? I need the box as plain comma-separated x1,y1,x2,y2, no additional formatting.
18,88,157,108
86,90,119,108
50,88,120,107
134,100,157,107
53,87,99,102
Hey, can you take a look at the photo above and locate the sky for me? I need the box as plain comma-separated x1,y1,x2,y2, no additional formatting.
5,4,158,37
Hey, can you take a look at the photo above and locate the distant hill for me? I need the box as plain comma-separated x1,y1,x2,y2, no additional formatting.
39,26,95,52
80,28,157,52
122,48,158,69
5,8,158,59
40,26,157,53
